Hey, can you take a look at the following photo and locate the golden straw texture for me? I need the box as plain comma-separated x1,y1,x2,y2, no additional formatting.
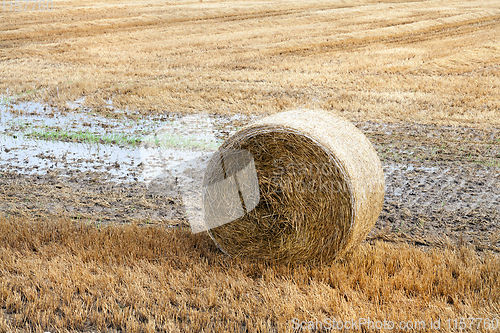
203,110,385,263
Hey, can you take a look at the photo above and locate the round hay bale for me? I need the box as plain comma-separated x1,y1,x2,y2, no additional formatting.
202,110,385,263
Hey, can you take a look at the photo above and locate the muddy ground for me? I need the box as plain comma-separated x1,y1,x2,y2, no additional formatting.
0,117,499,253
360,122,500,251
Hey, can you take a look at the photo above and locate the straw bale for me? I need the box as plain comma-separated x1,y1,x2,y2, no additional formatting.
202,110,385,263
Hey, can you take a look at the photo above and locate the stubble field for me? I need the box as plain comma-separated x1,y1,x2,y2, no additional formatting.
0,0,499,331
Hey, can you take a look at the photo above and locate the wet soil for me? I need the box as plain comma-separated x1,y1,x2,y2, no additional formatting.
0,169,187,226
362,122,500,252
0,113,499,252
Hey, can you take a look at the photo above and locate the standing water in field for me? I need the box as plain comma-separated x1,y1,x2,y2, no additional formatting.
0,100,249,182
0,100,253,231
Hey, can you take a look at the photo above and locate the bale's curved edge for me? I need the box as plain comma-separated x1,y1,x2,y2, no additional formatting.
203,109,385,263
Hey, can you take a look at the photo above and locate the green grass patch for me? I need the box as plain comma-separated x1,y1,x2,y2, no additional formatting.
23,126,221,150
26,128,143,147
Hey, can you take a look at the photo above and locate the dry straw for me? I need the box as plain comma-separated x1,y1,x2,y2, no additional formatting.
203,110,385,263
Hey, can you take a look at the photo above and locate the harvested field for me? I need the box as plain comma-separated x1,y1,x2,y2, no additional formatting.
0,217,499,332
0,110,498,332
1,0,499,331
1,109,497,252
0,0,499,125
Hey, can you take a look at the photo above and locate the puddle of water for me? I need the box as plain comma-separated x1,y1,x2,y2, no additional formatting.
1,134,141,180
0,100,254,184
